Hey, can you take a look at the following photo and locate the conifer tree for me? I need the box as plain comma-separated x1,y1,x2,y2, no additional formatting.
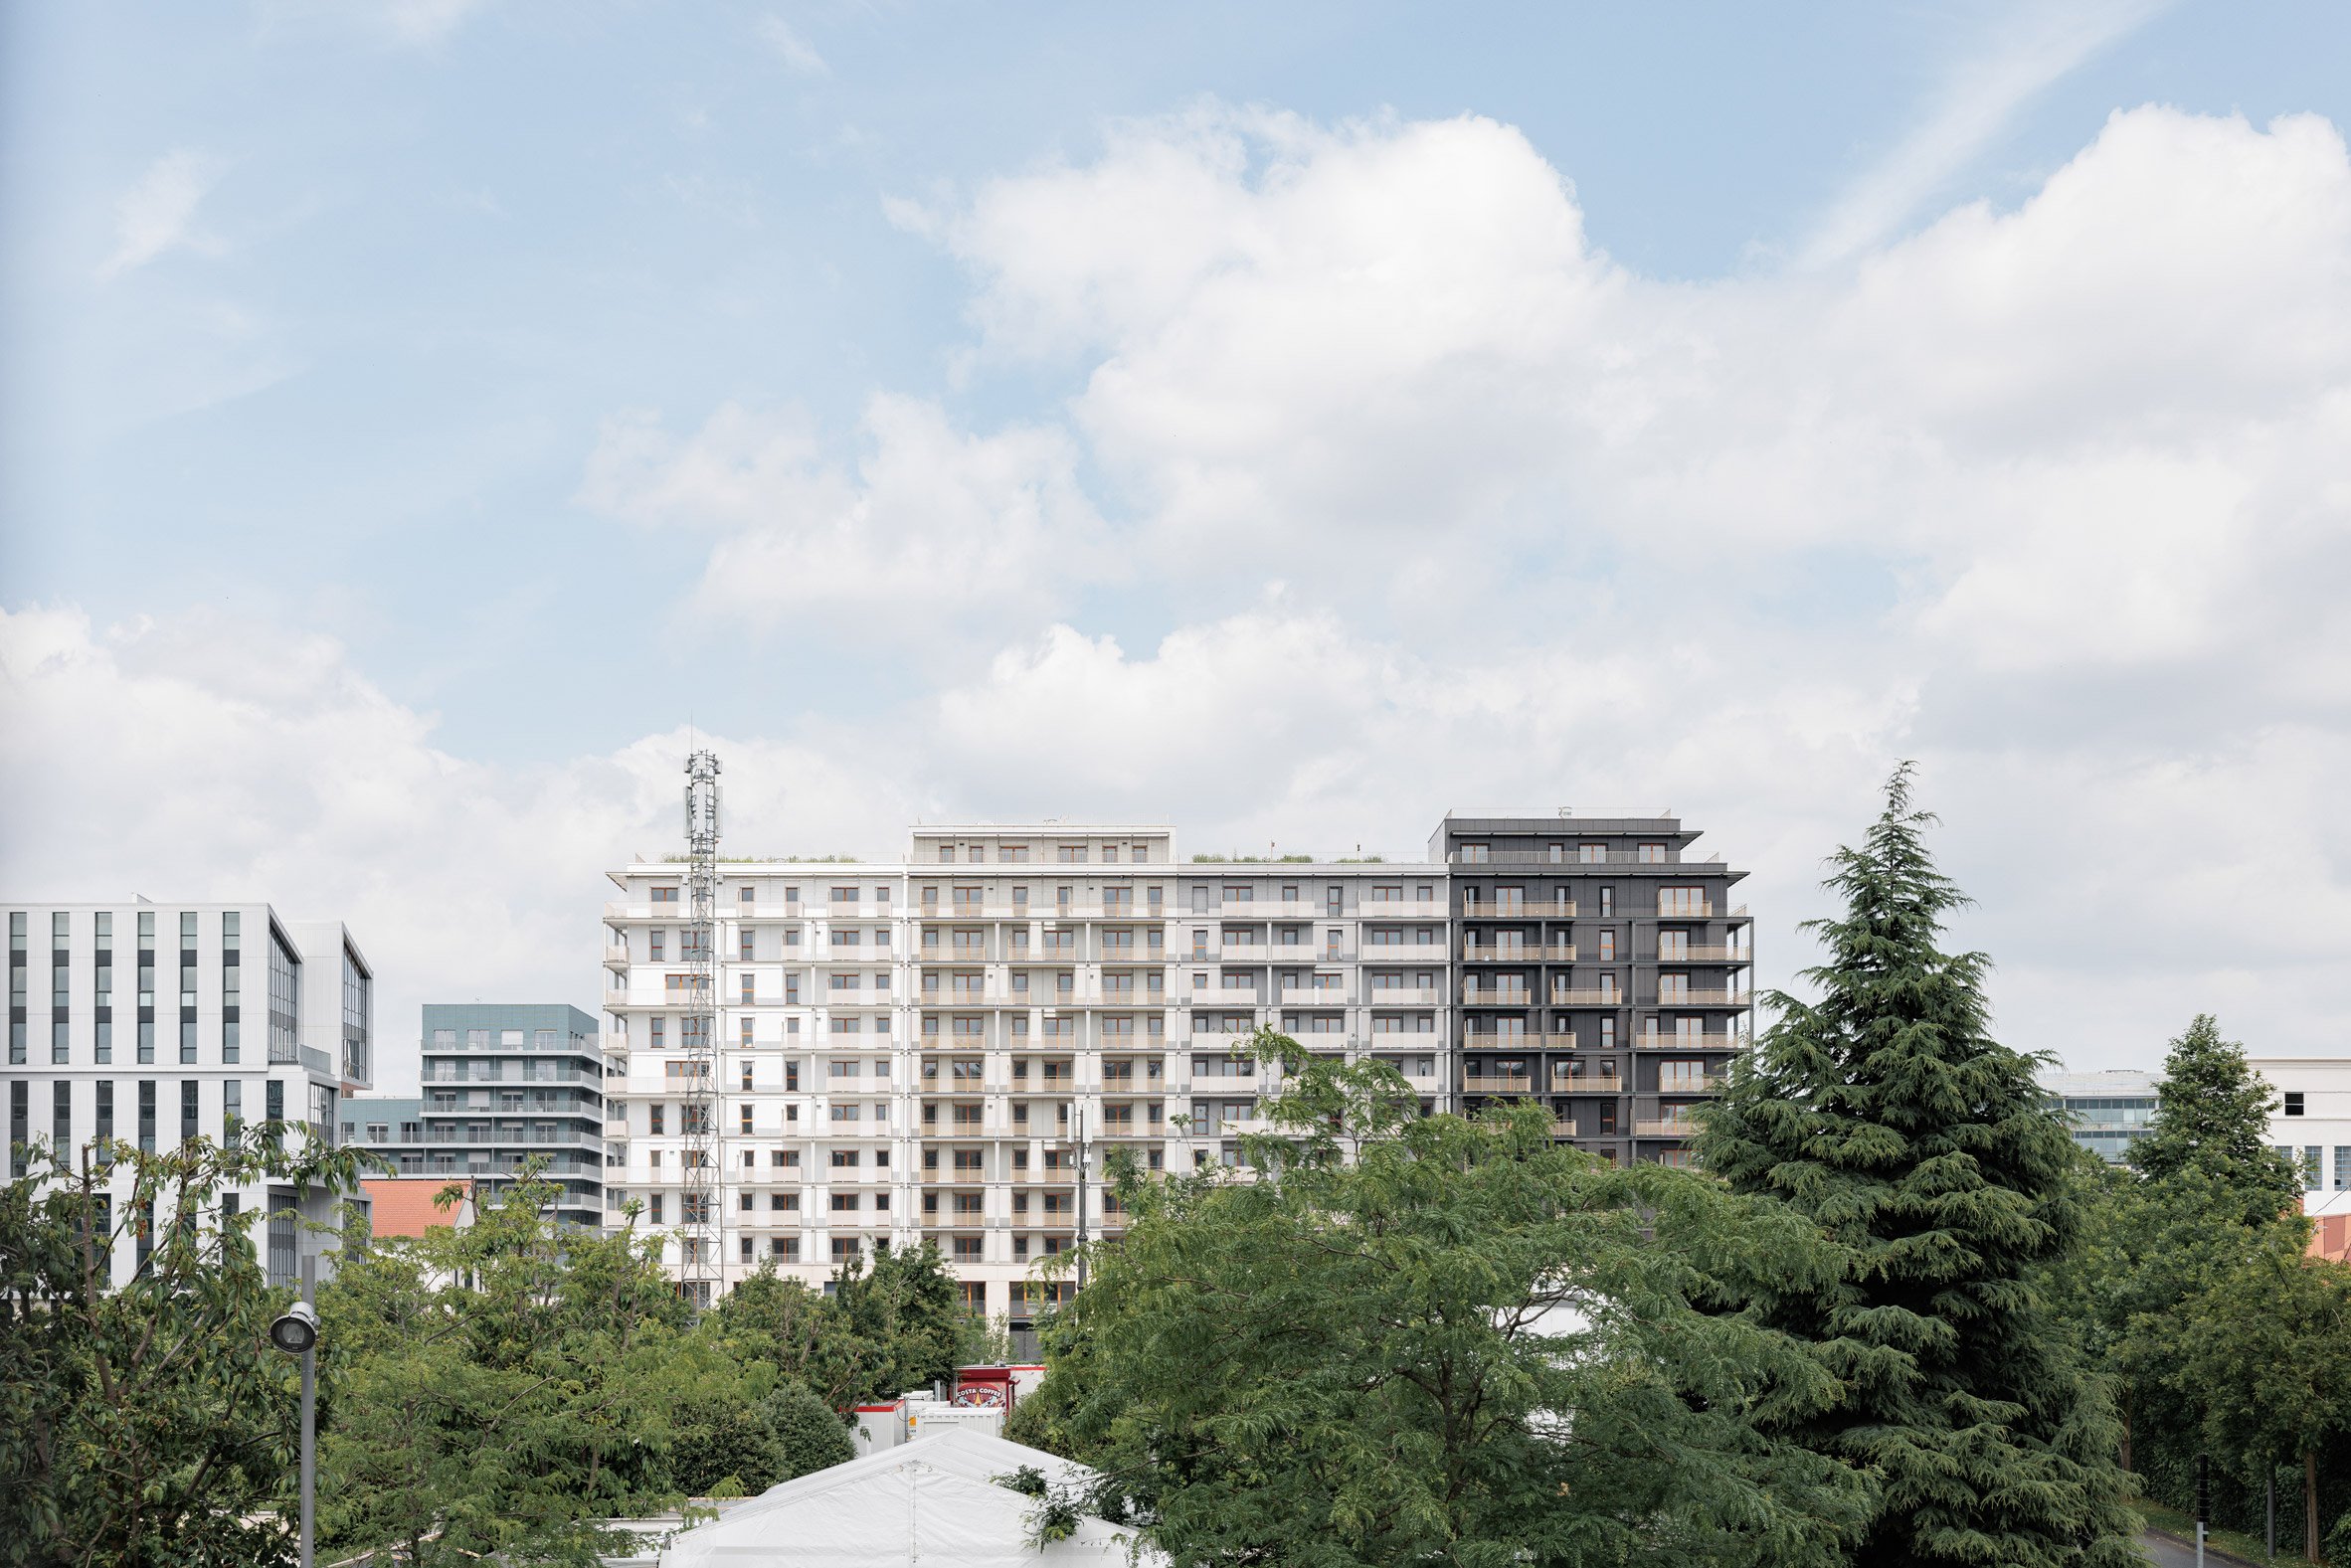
1696,765,2140,1567
2128,1014,2299,1224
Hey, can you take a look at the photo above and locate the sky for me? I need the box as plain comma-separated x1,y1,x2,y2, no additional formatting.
3,1,2348,1095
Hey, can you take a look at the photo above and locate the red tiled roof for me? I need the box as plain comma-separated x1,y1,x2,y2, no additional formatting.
363,1177,473,1239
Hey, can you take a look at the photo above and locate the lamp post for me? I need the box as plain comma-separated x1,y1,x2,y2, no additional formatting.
270,1255,321,1568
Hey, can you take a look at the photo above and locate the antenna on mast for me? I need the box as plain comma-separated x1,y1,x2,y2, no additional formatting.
679,748,724,1309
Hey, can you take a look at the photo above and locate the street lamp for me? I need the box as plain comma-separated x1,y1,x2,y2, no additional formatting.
270,1257,319,1568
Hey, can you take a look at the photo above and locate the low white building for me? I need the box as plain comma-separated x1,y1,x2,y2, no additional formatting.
2251,1056,2351,1201
655,1427,1159,1567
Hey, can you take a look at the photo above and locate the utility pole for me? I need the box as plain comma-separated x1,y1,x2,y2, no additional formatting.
2194,1451,2209,1568
1073,1105,1090,1293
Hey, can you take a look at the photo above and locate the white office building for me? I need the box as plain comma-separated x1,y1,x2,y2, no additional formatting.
2253,1056,2351,1204
3,901,374,1286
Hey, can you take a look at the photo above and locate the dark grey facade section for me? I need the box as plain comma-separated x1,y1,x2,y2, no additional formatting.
1428,814,1754,1167
343,1002,608,1226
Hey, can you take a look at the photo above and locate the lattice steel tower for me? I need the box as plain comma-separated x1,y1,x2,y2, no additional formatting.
679,750,723,1307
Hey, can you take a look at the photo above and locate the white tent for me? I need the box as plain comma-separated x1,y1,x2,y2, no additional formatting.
658,1427,1161,1567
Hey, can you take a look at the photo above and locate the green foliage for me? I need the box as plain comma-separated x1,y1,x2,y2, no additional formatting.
316,1166,702,1563
1,1127,363,1568
826,1240,965,1403
2051,1016,2351,1561
1020,1029,1871,1567
1695,764,2140,1568
2128,1015,2300,1223
764,1380,855,1479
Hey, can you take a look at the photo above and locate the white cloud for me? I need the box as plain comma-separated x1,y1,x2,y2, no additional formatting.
578,395,1114,640
0,607,916,1093
378,0,492,44
1795,0,2172,267
756,15,827,77
99,149,226,279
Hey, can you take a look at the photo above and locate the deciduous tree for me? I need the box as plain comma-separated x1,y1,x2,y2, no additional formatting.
1019,1032,1871,1567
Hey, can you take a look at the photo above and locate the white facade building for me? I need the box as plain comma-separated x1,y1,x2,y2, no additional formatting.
2252,1056,2351,1202
601,810,1750,1324
3,901,374,1286
601,828,1451,1324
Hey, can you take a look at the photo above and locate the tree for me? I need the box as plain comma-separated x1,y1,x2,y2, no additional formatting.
1694,764,2140,1568
1,1126,363,1567
317,1170,698,1564
826,1240,966,1404
2179,1233,2351,1563
763,1379,855,1479
2129,1015,2299,1223
1019,1030,1872,1567
2047,1016,2322,1533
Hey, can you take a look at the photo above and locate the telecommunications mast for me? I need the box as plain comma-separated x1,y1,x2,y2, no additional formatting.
680,749,723,1307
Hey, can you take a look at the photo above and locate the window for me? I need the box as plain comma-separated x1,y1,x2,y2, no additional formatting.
2284,1091,2306,1117
740,974,755,1004
740,931,755,961
1638,843,1666,863
1658,886,1707,916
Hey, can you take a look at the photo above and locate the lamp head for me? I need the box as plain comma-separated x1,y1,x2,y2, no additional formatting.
270,1301,320,1355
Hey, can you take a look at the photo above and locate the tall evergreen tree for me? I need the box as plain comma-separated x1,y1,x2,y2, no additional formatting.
2128,1014,2299,1223
1695,765,2139,1567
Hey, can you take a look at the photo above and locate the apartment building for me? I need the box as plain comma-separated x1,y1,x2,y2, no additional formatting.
1435,815,1753,1168
342,1003,609,1227
3,901,374,1286
602,812,1748,1317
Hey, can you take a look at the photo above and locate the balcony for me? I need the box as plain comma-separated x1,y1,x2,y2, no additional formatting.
603,944,632,969
1278,986,1350,1008
1096,1123,1164,1139
1635,1032,1751,1051
1365,987,1440,1006
1214,944,1270,962
1659,947,1752,964
1550,989,1623,1007
1635,1120,1699,1138
1461,988,1536,1008
1653,990,1753,1008
1462,1075,1534,1095
922,1168,989,1185
1461,944,1575,962
1359,899,1445,919
1461,903,1575,922
1656,1074,1729,1093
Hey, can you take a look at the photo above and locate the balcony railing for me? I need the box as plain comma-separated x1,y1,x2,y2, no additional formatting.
1550,989,1623,1007
1653,990,1753,1008
1461,989,1535,1008
1634,1033,1752,1051
1462,1075,1534,1094
1461,944,1575,962
1364,987,1441,1006
922,1168,989,1184
1460,903,1577,921
1658,947,1752,963
1635,1120,1698,1137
